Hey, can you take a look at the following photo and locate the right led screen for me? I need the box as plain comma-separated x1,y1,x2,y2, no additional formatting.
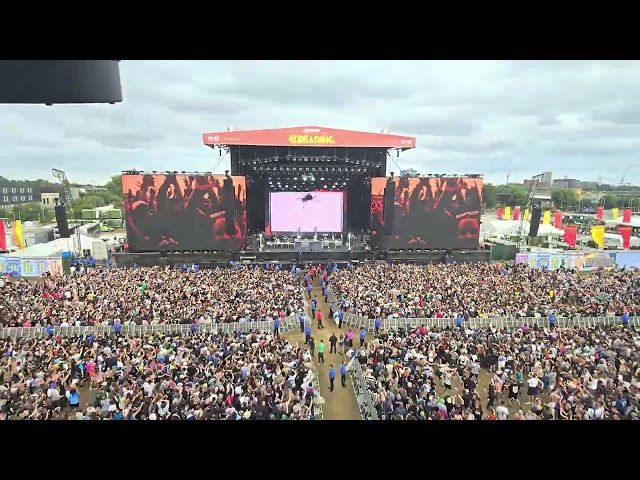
371,176,483,249
269,191,344,233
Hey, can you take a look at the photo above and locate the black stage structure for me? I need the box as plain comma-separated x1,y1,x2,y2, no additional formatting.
115,126,490,267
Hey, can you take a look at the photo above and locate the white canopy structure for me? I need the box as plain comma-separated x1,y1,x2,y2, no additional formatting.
11,234,97,257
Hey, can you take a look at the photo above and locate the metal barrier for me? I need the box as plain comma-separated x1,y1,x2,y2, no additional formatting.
348,358,379,420
0,315,300,340
337,312,640,331
309,367,324,420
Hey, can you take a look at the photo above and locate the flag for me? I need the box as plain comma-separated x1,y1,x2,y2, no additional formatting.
623,209,632,223
619,226,632,250
596,207,603,220
504,206,511,219
497,207,504,220
543,211,551,225
563,225,577,248
0,220,6,251
553,212,563,229
13,220,23,249
513,207,520,221
611,207,619,221
591,225,605,249
524,209,530,221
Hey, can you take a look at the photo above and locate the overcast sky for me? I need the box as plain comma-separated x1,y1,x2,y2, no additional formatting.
1,60,639,186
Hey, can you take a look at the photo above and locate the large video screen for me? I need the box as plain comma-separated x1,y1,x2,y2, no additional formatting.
122,174,247,252
269,191,344,233
371,176,483,249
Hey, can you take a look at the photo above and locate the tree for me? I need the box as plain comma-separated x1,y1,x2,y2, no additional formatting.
551,188,579,209
497,185,528,207
11,202,54,222
603,195,622,209
0,207,8,219
482,183,498,209
104,175,124,198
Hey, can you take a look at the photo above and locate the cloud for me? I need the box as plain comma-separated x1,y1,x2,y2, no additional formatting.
0,60,639,186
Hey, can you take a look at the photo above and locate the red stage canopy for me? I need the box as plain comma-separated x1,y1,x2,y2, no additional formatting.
202,126,416,149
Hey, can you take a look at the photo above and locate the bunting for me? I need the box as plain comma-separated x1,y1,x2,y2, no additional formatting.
591,225,605,249
623,209,632,224
553,212,563,229
497,207,504,220
611,207,619,221
543,211,551,225
513,207,520,221
596,207,603,220
619,226,632,250
13,220,23,250
563,225,577,248
504,206,511,219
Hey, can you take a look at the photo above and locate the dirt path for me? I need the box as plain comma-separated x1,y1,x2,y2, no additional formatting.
285,275,362,420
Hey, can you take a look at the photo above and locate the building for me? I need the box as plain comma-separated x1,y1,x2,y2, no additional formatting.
553,177,581,189
0,183,38,206
40,191,61,209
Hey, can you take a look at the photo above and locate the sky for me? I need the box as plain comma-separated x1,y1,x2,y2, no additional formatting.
1,60,639,186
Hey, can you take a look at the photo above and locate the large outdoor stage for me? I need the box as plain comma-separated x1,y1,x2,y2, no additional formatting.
113,248,490,268
118,125,487,267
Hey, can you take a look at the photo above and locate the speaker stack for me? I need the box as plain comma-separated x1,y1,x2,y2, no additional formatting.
54,205,71,238
528,205,542,237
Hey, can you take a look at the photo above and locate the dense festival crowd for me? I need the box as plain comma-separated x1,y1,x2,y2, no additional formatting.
0,331,320,420
329,263,640,319
0,266,304,327
355,323,640,420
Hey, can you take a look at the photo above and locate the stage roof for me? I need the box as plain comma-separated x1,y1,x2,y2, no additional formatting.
202,126,416,149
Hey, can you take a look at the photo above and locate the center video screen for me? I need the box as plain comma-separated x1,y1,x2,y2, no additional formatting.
269,191,345,233
122,174,247,252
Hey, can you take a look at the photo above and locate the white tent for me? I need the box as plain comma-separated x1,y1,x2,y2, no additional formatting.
12,234,98,257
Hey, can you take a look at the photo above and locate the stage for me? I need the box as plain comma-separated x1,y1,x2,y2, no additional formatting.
113,248,490,268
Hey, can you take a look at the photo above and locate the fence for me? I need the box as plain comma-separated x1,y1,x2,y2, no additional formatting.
348,358,379,420
0,314,300,340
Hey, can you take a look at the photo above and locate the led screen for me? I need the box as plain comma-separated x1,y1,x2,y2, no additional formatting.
371,176,483,249
122,174,247,252
269,191,344,233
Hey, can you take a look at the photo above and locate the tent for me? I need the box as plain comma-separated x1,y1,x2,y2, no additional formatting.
12,234,98,257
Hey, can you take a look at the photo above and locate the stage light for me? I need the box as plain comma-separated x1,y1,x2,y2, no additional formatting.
320,177,325,181
294,177,298,180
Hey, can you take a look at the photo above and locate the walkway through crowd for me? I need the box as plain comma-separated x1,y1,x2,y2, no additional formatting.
286,274,361,420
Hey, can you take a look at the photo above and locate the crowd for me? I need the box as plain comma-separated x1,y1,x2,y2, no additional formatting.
0,331,320,420
0,266,305,327
329,263,640,319
355,324,640,420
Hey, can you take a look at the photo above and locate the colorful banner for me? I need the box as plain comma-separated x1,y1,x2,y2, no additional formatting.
13,220,23,250
563,225,577,248
524,209,530,221
504,206,511,219
20,257,64,277
596,206,603,220
202,126,416,149
0,256,22,275
0,220,6,251
543,211,551,225
611,207,619,221
497,207,504,220
515,252,615,271
553,212,563,229
623,209,632,224
614,252,640,268
619,226,632,250
591,225,605,249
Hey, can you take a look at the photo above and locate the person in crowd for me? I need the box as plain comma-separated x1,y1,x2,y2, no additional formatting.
0,331,319,420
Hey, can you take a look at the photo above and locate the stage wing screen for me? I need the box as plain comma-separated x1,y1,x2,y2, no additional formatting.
370,176,483,249
270,191,344,233
122,174,247,252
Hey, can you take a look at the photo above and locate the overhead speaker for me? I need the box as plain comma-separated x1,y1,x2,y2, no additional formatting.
54,205,70,239
383,180,396,235
0,60,123,105
528,205,542,237
223,177,237,235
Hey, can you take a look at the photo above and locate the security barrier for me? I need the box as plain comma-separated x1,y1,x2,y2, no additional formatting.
348,358,378,420
0,314,301,340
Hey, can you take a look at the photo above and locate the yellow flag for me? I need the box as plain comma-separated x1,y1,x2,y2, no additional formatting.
611,208,619,221
504,206,511,219
13,220,23,249
591,225,605,248
524,209,530,221
543,211,551,225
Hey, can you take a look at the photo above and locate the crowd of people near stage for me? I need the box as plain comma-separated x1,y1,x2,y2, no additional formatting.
0,266,306,328
329,263,640,319
355,324,640,420
0,331,320,420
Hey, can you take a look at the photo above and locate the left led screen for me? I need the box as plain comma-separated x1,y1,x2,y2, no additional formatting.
122,174,247,252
